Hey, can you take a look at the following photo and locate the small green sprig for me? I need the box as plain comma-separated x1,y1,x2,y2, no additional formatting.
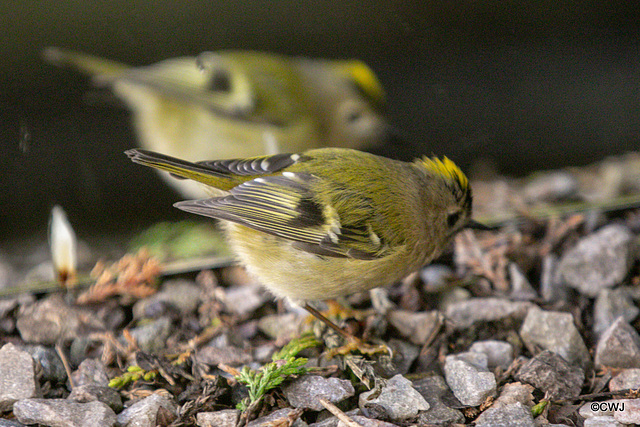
108,365,158,389
531,399,549,417
236,333,320,411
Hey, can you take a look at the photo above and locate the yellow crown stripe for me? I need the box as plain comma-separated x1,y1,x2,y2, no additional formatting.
342,60,385,105
419,156,469,190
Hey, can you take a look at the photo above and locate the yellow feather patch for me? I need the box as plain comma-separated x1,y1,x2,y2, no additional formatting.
340,60,385,105
419,156,469,190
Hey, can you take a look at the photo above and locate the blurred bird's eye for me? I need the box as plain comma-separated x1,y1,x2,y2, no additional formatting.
346,109,363,124
208,69,232,92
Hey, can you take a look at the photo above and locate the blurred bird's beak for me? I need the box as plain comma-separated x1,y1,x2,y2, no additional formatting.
466,219,493,230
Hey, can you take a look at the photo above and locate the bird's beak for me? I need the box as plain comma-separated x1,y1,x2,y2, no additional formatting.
465,219,493,230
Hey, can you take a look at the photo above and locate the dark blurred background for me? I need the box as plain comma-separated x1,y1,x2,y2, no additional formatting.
2,0,640,240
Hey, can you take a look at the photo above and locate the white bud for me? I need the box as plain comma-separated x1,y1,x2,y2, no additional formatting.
49,205,77,286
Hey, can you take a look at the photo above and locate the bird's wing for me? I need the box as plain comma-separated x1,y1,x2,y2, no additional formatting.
195,152,303,176
175,172,388,259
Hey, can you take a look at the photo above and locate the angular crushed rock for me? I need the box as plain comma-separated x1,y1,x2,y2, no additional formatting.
413,375,465,425
609,368,640,391
593,288,640,337
445,297,533,329
595,317,640,369
16,294,104,345
556,225,635,297
67,384,123,413
115,393,177,427
283,375,354,411
469,340,514,370
519,306,590,367
359,374,429,422
444,352,496,406
196,409,240,427
12,398,116,427
0,343,39,412
514,350,585,400
387,309,441,345
475,401,535,427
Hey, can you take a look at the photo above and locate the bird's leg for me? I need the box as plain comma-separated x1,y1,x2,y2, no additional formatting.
303,303,389,356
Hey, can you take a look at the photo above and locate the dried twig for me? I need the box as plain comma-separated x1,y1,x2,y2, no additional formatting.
318,398,363,427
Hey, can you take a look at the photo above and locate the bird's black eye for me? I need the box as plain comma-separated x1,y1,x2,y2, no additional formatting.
447,211,461,229
346,109,363,123
207,69,231,92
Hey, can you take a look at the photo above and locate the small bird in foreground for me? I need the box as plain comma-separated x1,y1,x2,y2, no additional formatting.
126,147,482,352
45,47,392,199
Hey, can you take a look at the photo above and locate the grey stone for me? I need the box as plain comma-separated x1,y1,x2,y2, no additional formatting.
613,398,640,424
445,297,532,329
369,287,395,314
0,298,24,319
196,409,240,427
519,306,590,367
24,345,67,384
13,398,116,427
375,339,419,377
523,171,578,202
584,416,625,427
258,313,307,340
443,352,497,406
308,409,361,427
557,225,635,297
420,264,454,293
16,294,104,344
338,416,399,427
0,418,27,426
609,368,640,391
359,374,429,421
115,393,178,427
283,375,354,411
540,254,570,303
127,316,172,353
475,401,535,427
493,382,535,407
67,384,123,412
0,343,39,412
469,340,514,370
196,345,253,367
594,288,640,337
413,375,465,425
595,317,640,369
223,283,267,317
246,408,302,427
253,343,277,363
514,350,585,400
508,263,538,301
70,358,110,387
387,310,441,345
579,400,616,418
133,279,201,318
0,296,32,336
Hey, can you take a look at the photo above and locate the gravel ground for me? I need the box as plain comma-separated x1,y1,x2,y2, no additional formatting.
2,152,640,427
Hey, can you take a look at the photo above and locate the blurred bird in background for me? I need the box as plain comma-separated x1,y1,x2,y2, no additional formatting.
44,47,392,198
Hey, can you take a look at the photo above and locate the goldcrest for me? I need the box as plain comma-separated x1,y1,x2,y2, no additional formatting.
44,47,391,198
126,147,479,303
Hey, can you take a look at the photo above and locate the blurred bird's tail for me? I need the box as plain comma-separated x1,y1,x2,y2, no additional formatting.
42,47,129,81
125,149,237,190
